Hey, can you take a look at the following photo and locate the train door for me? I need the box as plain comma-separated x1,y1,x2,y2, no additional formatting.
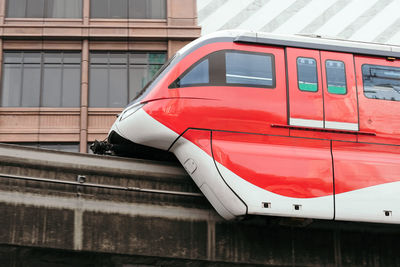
210,46,335,220
280,47,359,221
332,56,400,224
287,48,359,131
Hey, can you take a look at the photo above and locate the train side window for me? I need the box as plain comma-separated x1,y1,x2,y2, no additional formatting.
297,57,318,92
225,51,275,88
362,64,400,101
180,59,209,86
326,60,347,95
169,58,209,88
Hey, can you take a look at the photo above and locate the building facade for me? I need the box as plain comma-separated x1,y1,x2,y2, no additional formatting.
0,0,200,152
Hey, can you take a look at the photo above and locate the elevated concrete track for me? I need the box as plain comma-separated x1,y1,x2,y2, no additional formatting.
1,143,400,266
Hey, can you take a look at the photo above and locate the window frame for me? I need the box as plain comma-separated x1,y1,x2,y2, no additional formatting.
362,63,400,102
89,51,166,107
168,56,212,89
296,56,319,93
6,0,83,18
90,0,166,19
325,59,347,95
169,49,276,89
225,50,276,89
1,51,82,108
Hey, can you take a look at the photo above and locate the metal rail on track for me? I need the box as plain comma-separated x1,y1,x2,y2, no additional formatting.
0,173,203,198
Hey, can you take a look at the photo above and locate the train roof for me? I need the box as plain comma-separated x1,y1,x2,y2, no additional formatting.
193,30,400,59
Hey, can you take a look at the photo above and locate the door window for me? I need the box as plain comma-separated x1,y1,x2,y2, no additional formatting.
326,60,347,95
297,57,318,92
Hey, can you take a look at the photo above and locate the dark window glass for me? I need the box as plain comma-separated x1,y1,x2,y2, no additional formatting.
129,0,145,19
226,51,274,87
326,60,347,94
23,52,41,63
6,0,26,17
129,65,148,99
63,53,81,64
110,0,128,19
90,53,128,107
91,0,165,19
297,57,318,92
90,65,109,107
62,65,81,106
133,53,176,102
179,59,209,87
129,0,166,19
45,0,82,18
1,52,81,107
90,0,108,18
362,64,400,101
26,0,45,17
6,0,82,18
4,52,23,63
1,65,22,106
43,64,62,106
109,65,128,106
129,53,166,100
89,52,166,107
22,64,41,107
169,50,276,89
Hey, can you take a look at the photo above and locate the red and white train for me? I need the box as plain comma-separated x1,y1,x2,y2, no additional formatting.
107,30,400,223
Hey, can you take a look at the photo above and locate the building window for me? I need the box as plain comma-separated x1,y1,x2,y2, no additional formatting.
89,52,166,107
1,52,81,107
362,64,400,101
297,57,318,92
90,0,166,19
326,60,347,95
6,0,82,18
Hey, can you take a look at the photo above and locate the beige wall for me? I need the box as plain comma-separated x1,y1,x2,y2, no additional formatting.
0,0,200,152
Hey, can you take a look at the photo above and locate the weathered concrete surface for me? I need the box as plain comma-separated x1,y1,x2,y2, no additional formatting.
0,244,264,267
1,143,400,266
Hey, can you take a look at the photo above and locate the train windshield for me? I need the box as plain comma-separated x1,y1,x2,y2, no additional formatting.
129,53,178,105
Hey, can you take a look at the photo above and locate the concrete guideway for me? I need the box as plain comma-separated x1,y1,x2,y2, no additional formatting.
1,143,400,266
0,142,187,179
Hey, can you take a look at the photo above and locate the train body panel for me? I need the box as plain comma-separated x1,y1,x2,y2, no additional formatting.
108,30,400,223
142,42,288,137
170,129,247,219
211,131,333,199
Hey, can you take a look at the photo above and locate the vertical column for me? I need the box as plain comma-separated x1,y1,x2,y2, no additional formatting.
80,40,89,153
207,221,216,261
74,196,84,251
0,39,3,96
0,0,5,24
83,0,90,25
73,209,83,250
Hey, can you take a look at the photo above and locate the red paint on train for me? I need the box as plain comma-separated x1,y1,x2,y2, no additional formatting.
110,31,400,222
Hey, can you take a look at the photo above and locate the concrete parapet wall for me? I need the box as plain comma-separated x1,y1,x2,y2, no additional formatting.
1,143,400,266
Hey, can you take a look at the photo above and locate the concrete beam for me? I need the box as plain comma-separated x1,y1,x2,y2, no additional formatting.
1,144,400,266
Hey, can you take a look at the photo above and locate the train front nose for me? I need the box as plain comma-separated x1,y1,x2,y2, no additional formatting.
109,102,146,143
110,101,179,151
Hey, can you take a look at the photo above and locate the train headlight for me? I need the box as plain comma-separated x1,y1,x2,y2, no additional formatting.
119,103,145,121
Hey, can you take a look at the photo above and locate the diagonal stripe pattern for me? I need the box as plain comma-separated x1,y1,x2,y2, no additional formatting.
197,0,400,44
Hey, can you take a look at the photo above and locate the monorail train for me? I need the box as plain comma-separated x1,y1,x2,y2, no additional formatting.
104,30,400,223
